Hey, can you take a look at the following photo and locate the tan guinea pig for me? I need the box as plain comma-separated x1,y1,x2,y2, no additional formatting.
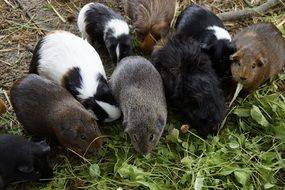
10,74,102,153
123,0,176,52
231,23,285,93
0,98,7,115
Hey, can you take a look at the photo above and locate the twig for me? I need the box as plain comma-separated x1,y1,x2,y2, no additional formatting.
46,0,66,23
4,0,15,9
67,148,92,164
217,0,282,21
3,90,12,109
0,59,12,66
277,18,285,28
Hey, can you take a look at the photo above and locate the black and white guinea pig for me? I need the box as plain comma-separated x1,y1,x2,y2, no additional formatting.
0,134,53,189
151,35,227,138
29,30,121,122
175,4,236,79
77,2,133,64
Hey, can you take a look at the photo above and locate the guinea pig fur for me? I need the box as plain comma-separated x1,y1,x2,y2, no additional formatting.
0,134,52,189
123,0,176,52
231,23,285,92
0,99,6,116
175,4,236,80
110,56,167,155
151,35,227,138
29,30,120,123
77,2,133,63
10,74,102,153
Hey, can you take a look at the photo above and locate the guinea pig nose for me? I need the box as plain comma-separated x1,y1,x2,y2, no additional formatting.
240,77,247,81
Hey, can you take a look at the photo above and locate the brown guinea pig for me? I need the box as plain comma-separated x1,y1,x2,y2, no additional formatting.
10,74,102,153
123,0,176,52
0,98,7,115
231,23,285,92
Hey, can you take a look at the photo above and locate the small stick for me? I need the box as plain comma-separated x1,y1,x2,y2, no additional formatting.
277,18,285,28
217,0,281,21
3,90,12,109
46,0,66,23
67,148,92,164
4,0,15,9
0,59,12,66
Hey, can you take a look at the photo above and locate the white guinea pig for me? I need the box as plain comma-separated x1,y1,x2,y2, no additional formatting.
30,30,121,122
77,2,133,64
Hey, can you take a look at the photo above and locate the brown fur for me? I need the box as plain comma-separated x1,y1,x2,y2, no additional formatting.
0,99,6,115
10,74,102,153
123,0,176,52
231,23,285,92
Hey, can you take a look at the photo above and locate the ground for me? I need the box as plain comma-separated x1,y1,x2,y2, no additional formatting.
0,0,285,189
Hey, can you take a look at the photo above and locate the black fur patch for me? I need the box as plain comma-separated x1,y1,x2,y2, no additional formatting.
84,3,124,45
29,38,45,74
95,74,118,106
117,34,133,62
0,134,53,188
62,67,82,97
82,97,109,122
175,4,236,95
151,35,227,138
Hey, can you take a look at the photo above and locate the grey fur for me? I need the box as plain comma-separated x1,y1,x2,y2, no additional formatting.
110,56,167,155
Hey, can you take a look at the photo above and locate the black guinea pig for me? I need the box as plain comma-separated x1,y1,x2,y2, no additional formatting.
0,134,52,189
151,35,227,137
175,4,236,82
78,2,133,64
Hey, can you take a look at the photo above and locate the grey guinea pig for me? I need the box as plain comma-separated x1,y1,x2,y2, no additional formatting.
110,56,167,155
78,2,133,64
10,74,102,153
0,134,53,189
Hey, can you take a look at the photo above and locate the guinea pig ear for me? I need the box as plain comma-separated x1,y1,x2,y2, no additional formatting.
156,115,165,128
17,164,34,173
32,141,50,156
258,57,268,67
122,120,128,129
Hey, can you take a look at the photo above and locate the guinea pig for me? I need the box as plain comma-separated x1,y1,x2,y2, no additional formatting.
0,134,52,189
10,74,102,153
175,4,236,80
29,30,120,123
123,0,176,52
77,2,133,64
0,99,6,115
231,23,285,92
110,56,167,155
151,35,227,138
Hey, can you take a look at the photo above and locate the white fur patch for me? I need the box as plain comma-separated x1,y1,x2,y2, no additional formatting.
206,26,231,41
96,100,121,122
104,19,129,39
116,44,120,62
37,31,106,100
77,3,93,39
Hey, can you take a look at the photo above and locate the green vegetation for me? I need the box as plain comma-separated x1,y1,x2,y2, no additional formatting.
1,74,285,190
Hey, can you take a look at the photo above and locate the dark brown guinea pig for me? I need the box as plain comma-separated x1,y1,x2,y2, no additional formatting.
10,74,102,153
123,0,176,52
231,23,285,92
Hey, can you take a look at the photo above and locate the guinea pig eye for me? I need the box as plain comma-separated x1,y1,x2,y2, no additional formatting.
149,134,154,142
133,134,138,142
252,64,256,69
80,134,87,141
